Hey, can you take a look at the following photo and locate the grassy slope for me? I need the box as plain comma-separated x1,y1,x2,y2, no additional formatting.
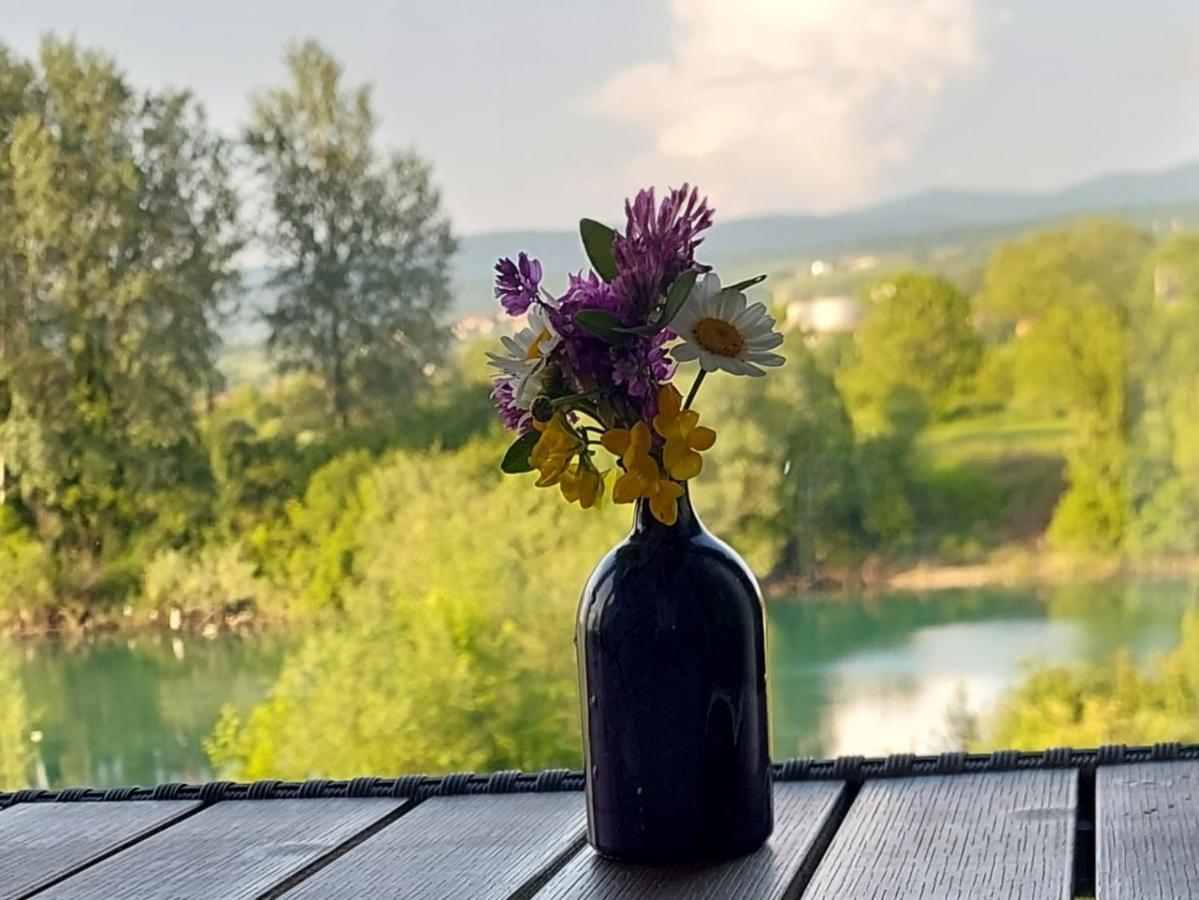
916,413,1071,556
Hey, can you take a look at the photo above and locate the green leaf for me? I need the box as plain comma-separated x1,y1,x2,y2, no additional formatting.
579,219,619,282
575,309,624,345
658,270,698,331
724,274,768,293
500,431,540,474
618,324,661,337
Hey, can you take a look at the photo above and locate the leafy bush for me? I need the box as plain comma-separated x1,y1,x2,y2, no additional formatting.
0,649,32,789
984,609,1199,750
208,437,627,778
0,509,55,616
140,544,280,617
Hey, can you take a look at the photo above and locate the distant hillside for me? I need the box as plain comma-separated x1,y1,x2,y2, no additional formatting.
453,160,1199,317
221,159,1199,347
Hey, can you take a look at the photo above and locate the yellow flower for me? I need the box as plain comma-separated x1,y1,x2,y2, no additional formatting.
530,414,581,487
652,384,716,481
601,419,685,526
602,421,657,502
559,461,604,509
647,479,684,527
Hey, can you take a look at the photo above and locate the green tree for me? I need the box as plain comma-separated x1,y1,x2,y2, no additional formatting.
700,337,858,579
1126,234,1199,555
976,219,1151,325
698,334,920,580
840,272,982,432
975,221,1155,552
0,39,240,598
246,41,456,428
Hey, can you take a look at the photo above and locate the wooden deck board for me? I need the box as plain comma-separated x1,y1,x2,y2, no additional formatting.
284,793,584,899
530,781,845,899
802,770,1077,899
33,798,403,900
1096,761,1199,900
10,756,1199,897
0,800,198,900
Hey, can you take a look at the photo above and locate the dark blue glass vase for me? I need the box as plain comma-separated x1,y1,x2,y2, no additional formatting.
576,488,773,863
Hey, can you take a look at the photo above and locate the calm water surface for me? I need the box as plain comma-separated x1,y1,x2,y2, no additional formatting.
6,581,1195,788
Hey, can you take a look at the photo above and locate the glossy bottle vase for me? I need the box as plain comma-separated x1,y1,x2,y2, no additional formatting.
576,489,773,862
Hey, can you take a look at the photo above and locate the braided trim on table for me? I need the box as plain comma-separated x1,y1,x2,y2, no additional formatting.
3,743,1196,807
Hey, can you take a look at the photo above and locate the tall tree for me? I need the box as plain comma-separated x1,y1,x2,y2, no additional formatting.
246,41,456,428
0,47,36,510
0,39,241,594
1126,233,1199,554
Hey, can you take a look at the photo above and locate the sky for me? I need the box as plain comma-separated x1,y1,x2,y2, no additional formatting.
6,0,1199,233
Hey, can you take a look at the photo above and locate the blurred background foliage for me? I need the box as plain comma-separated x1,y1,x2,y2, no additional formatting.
1,37,1199,786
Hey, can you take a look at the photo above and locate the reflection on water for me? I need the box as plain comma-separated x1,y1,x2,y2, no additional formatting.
0,580,1195,788
1,634,290,789
768,582,1196,759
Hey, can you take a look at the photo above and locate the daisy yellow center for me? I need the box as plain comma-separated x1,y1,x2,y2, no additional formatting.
526,329,551,360
693,317,745,358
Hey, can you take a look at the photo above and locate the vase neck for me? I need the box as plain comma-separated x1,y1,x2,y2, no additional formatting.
631,484,704,539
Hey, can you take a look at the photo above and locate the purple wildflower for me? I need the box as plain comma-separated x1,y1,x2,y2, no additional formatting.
543,269,676,419
612,184,713,317
494,252,543,315
612,333,676,419
553,270,622,327
491,378,531,433
549,270,624,387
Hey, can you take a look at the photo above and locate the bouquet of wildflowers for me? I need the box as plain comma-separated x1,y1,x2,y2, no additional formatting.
488,185,784,525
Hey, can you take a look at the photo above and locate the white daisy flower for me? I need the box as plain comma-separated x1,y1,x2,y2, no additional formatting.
671,273,784,376
486,305,561,407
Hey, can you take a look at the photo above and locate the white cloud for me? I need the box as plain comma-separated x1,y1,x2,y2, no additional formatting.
587,0,985,215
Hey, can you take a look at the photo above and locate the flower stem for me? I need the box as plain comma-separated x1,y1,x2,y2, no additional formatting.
551,393,588,407
683,369,707,410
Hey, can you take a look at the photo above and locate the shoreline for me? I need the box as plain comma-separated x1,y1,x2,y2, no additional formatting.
765,548,1199,600
8,550,1199,637
1,606,288,641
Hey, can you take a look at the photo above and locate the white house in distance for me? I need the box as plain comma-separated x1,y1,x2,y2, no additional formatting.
783,295,864,335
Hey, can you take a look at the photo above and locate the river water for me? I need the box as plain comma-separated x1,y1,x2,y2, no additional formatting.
5,580,1194,788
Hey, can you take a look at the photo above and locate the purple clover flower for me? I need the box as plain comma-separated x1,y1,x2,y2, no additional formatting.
611,332,676,420
490,378,531,433
494,252,543,315
612,184,713,318
549,270,624,386
548,269,677,421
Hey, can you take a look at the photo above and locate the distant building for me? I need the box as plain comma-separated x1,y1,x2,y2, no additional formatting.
784,296,863,334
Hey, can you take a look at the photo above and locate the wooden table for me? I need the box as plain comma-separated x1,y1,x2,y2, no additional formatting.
1,745,1195,899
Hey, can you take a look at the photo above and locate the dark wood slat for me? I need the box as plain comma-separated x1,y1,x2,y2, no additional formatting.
803,769,1077,899
36,799,402,900
0,801,198,899
285,793,584,899
1097,761,1199,900
531,782,846,899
